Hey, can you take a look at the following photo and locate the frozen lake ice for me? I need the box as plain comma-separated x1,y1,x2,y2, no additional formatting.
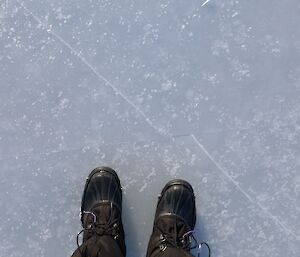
0,0,300,256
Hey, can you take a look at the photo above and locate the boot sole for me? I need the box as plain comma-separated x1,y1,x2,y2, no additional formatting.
155,179,196,228
81,166,122,217
86,166,122,190
161,179,194,197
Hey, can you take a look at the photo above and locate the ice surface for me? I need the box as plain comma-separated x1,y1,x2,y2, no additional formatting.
0,0,300,256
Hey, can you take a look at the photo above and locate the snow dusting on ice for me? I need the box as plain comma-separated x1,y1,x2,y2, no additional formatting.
0,0,299,257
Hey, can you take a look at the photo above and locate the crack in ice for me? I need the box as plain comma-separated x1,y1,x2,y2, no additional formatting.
201,0,212,7
17,0,169,138
190,134,300,241
15,0,300,243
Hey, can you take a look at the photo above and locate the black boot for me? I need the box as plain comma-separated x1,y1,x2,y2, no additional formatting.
146,180,196,257
71,167,126,257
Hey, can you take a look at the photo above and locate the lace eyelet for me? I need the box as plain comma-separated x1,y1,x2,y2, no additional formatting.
159,244,167,251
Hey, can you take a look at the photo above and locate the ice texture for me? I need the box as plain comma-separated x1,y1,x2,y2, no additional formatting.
0,0,300,257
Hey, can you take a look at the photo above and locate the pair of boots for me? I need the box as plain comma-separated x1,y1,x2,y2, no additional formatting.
71,167,209,257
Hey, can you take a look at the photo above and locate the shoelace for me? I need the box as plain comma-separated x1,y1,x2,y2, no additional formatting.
155,225,211,257
183,230,211,257
76,208,120,257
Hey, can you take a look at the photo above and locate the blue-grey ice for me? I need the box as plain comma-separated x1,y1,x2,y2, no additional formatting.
0,0,299,257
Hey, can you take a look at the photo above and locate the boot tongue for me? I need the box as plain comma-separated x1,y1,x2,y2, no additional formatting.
82,203,121,243
91,204,112,225
83,203,115,228
156,215,190,245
